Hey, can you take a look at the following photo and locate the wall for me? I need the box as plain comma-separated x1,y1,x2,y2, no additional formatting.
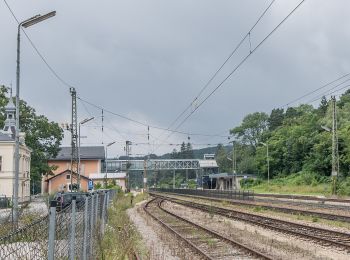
0,141,31,201
48,172,89,193
48,159,100,177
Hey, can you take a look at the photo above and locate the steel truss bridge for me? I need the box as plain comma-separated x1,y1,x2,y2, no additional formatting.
104,159,218,172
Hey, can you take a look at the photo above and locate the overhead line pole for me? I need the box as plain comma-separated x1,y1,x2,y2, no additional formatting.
331,96,339,195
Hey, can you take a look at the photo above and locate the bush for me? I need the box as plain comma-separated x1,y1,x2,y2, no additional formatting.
337,177,350,196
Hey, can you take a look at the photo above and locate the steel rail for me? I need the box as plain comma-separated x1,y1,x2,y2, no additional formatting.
144,198,272,260
144,198,215,260
151,191,350,222
157,199,272,260
152,194,350,252
254,193,350,204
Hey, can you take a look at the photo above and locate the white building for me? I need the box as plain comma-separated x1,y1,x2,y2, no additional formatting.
0,94,31,202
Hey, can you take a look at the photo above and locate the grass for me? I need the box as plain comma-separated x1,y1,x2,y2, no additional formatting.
99,191,149,259
250,182,330,196
241,172,337,196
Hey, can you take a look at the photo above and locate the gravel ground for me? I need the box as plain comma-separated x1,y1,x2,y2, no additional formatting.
163,200,349,260
161,193,350,233
128,201,201,260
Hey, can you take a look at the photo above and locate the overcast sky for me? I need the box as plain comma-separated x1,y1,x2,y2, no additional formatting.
1,0,350,157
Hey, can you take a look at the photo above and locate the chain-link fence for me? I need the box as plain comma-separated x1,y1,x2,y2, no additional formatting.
0,189,117,260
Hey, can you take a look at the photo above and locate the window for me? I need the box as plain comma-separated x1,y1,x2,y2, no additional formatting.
66,174,71,180
0,156,2,172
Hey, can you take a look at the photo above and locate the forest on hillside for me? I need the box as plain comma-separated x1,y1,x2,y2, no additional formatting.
214,91,350,195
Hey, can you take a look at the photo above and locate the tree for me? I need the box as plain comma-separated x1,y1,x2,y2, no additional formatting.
186,142,194,159
215,144,231,173
0,87,63,193
180,142,186,158
268,108,284,131
170,149,178,159
230,112,269,149
318,96,328,116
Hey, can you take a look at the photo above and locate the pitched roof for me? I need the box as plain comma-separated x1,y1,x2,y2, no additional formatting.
46,169,90,181
50,146,105,160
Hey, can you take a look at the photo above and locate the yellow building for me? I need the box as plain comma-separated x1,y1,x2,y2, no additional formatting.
0,95,31,202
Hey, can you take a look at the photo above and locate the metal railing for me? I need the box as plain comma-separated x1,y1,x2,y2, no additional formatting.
0,189,117,259
150,188,254,200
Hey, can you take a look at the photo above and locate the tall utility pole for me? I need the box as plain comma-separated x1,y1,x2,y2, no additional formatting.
70,87,79,191
13,11,56,225
229,141,237,189
331,96,339,195
143,126,150,191
125,141,132,191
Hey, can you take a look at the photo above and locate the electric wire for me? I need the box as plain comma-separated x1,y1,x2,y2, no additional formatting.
163,0,276,133
3,0,74,89
153,0,306,153
280,72,350,108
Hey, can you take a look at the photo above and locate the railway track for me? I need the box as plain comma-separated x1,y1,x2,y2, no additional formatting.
254,193,350,204
151,191,350,222
150,192,350,223
144,198,272,260
152,194,350,252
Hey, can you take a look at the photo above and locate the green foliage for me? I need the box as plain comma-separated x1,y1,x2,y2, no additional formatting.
94,182,102,189
230,112,269,148
337,177,350,196
215,143,231,173
100,192,148,259
230,91,350,191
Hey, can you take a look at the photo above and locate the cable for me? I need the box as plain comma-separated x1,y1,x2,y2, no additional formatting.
3,0,74,89
280,72,350,108
307,84,350,104
155,0,306,152
78,96,230,138
160,0,276,136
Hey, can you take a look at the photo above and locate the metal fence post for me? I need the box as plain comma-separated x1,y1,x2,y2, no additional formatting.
83,195,89,260
69,196,76,260
90,193,95,257
106,190,110,207
95,193,99,224
101,192,107,235
48,200,57,260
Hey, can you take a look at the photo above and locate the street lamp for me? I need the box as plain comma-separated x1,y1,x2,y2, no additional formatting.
13,11,56,224
78,117,94,188
105,141,116,187
260,142,270,187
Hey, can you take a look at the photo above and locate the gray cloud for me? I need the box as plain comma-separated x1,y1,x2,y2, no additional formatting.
1,0,350,156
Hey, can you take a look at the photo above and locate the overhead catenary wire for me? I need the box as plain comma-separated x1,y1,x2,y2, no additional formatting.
280,72,350,108
153,0,306,153
77,96,230,138
3,0,74,89
162,0,276,133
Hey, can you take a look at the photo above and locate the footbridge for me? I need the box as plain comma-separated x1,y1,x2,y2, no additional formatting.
104,159,218,173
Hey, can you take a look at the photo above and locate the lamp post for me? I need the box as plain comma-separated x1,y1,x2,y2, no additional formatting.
260,142,270,187
104,141,116,187
13,11,56,224
78,117,94,188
